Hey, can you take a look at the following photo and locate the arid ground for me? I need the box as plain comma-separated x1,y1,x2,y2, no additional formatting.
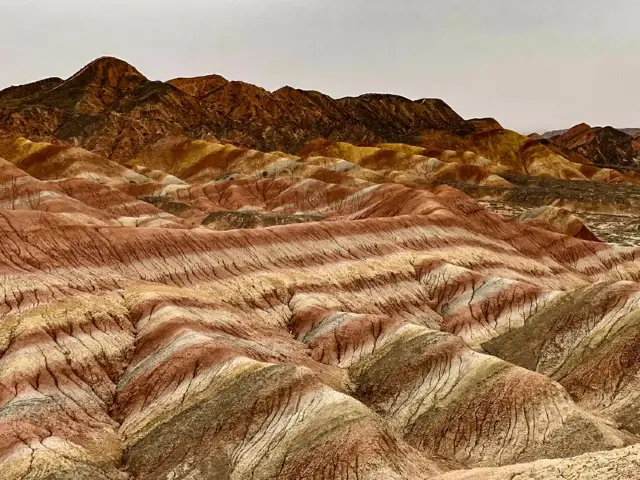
0,57,638,479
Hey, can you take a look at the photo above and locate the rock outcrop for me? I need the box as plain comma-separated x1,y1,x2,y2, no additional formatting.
517,205,601,241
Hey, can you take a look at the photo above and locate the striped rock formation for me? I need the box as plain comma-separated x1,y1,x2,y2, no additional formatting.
517,205,601,242
434,444,640,480
0,57,639,479
1,149,639,478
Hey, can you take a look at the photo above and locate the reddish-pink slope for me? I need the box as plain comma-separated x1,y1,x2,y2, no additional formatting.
0,200,638,479
1,136,639,479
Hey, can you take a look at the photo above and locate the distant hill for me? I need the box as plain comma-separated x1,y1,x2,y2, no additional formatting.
537,127,640,141
545,123,640,169
0,56,493,161
538,129,568,139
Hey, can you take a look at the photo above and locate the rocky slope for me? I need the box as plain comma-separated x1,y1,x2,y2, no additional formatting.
547,123,640,169
0,57,474,161
0,58,639,479
517,205,601,242
1,136,640,479
4,56,638,179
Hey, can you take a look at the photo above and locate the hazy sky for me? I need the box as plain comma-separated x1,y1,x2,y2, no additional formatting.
2,0,638,133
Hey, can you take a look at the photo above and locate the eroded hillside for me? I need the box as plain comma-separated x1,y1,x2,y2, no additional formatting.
0,58,639,479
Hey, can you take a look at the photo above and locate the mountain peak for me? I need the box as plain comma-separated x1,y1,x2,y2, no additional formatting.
568,122,592,132
24,56,150,115
64,56,147,88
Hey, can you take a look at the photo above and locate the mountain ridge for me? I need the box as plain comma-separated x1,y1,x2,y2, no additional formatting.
0,56,494,161
550,123,640,169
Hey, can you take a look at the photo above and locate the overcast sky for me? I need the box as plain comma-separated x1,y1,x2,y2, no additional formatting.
1,0,638,133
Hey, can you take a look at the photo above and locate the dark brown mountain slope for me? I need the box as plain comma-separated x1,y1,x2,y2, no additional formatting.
0,77,63,104
549,123,640,169
0,58,213,160
0,56,484,161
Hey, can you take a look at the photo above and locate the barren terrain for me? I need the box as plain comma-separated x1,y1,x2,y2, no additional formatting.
0,57,638,479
